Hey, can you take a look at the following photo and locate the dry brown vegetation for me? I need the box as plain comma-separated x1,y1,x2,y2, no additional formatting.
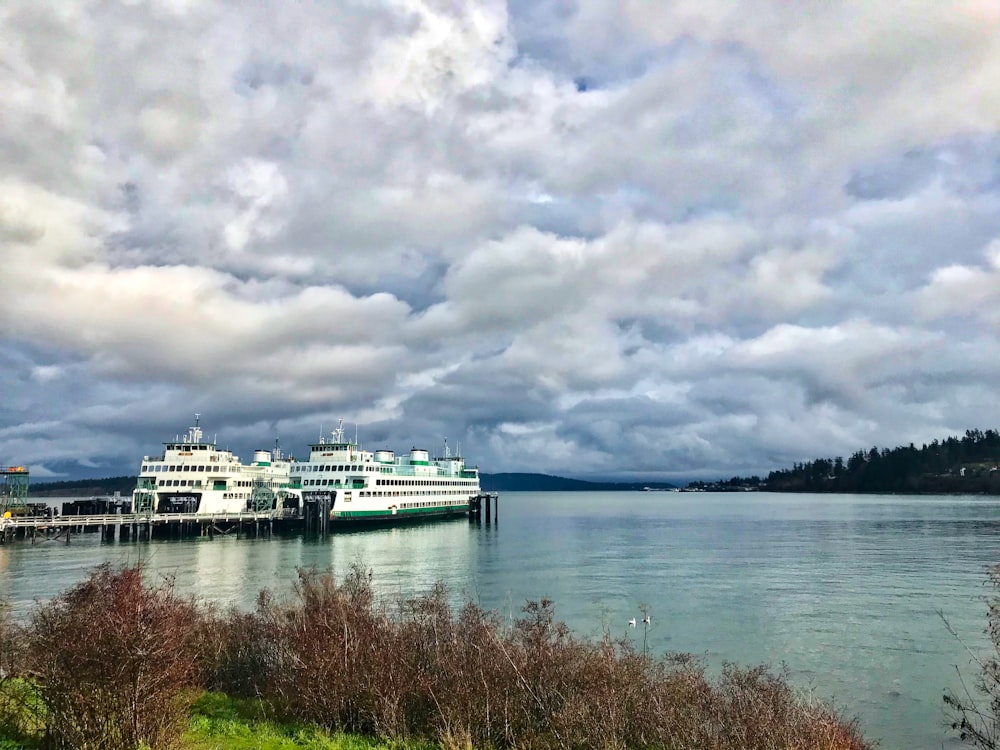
205,564,870,750
1,562,872,750
23,565,202,750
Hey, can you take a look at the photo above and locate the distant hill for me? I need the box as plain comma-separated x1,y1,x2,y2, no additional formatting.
28,472,673,497
480,473,674,492
29,476,136,497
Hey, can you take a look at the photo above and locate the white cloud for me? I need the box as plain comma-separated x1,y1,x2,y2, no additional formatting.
364,0,512,111
917,240,1000,326
2,0,1000,477
621,1,1000,151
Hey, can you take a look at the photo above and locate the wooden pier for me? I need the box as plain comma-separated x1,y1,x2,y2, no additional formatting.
0,510,293,544
0,494,500,544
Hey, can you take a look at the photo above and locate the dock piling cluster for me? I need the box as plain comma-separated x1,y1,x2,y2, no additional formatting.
469,492,499,522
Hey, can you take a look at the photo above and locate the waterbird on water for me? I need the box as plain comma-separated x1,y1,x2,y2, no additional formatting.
628,618,637,628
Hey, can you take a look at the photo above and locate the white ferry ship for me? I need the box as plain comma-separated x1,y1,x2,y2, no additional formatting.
290,420,481,524
132,416,296,515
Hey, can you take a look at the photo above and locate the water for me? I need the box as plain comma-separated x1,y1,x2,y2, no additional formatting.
3,491,999,749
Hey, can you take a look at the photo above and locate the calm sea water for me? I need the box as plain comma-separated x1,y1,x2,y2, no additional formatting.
3,491,999,749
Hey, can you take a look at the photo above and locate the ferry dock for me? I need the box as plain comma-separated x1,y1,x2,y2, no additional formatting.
0,492,500,545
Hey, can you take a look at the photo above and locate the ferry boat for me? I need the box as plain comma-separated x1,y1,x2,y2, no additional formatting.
132,416,296,515
289,420,481,524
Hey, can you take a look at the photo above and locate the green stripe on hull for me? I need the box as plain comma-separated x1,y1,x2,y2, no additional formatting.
333,506,468,520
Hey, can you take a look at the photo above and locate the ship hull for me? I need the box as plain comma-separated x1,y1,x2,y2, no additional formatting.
330,504,470,526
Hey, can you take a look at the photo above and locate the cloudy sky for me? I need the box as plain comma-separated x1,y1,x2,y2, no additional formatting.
2,0,1000,482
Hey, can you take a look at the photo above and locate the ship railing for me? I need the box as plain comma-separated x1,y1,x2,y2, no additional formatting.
382,465,470,478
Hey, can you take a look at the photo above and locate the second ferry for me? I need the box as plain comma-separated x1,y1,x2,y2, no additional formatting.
290,420,481,524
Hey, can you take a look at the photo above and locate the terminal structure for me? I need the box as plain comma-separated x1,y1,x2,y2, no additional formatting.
1,466,29,515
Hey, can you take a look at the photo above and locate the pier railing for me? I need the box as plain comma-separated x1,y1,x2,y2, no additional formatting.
0,510,282,530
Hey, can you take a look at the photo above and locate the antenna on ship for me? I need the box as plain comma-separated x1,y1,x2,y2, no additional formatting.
187,413,203,444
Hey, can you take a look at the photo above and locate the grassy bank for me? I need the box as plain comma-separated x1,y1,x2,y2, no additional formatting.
185,693,431,750
0,564,872,750
0,689,424,749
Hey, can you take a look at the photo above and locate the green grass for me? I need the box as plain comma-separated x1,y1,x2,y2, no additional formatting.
0,679,44,749
0,686,436,750
183,693,436,750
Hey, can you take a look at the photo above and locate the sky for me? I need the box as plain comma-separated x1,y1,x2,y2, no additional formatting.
2,0,1000,483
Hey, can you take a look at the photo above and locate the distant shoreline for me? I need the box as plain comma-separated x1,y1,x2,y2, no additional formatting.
29,485,1000,498
26,471,679,498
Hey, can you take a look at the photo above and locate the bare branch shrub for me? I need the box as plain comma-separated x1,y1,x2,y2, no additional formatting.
19,562,870,750
25,563,200,750
240,564,403,735
199,593,282,700
229,568,871,750
692,663,868,750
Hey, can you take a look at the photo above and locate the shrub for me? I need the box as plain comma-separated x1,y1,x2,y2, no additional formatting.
225,567,871,749
214,565,402,736
25,563,200,750
195,591,282,701
11,562,872,750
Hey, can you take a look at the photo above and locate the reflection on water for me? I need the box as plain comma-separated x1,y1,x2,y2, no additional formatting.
2,492,999,749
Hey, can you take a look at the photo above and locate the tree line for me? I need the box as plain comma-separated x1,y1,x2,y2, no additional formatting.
28,475,135,497
722,429,1000,494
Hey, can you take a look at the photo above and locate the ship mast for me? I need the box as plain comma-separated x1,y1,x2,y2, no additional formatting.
185,414,203,444
331,418,345,444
